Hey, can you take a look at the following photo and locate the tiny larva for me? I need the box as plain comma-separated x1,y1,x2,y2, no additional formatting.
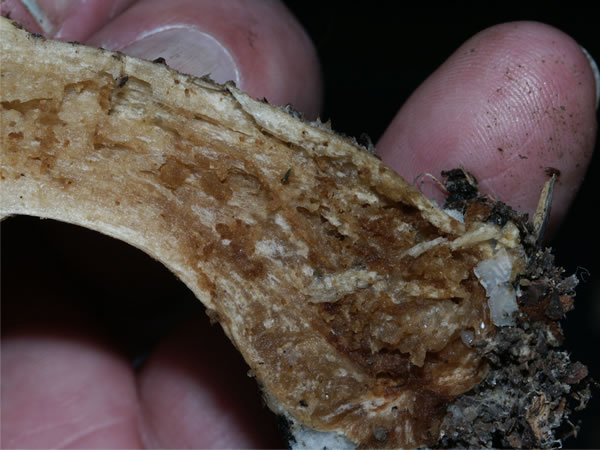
281,168,292,185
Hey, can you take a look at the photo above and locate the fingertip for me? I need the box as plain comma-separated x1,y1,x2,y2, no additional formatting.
87,0,322,119
378,21,597,231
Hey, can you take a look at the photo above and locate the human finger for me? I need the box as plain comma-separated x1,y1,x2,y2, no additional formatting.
85,0,323,119
0,0,136,41
0,225,142,449
377,21,598,233
136,315,283,448
1,329,142,448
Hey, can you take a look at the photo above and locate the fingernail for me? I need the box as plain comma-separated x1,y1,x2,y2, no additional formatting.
581,46,600,110
18,0,77,36
120,25,240,85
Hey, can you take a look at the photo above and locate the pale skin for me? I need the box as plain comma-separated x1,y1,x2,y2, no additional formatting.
1,1,597,448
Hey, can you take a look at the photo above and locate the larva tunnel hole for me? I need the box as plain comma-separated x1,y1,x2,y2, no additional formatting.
1,215,284,445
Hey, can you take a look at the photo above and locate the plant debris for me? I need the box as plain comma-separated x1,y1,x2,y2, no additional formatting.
437,170,595,449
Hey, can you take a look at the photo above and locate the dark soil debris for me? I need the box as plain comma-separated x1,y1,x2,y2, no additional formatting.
441,168,479,212
545,167,562,178
439,322,593,448
442,169,535,243
437,169,594,449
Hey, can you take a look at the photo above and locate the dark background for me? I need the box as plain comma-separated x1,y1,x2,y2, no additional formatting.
284,3,599,448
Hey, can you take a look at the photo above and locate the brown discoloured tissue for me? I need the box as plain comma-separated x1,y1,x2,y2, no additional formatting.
0,17,592,448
